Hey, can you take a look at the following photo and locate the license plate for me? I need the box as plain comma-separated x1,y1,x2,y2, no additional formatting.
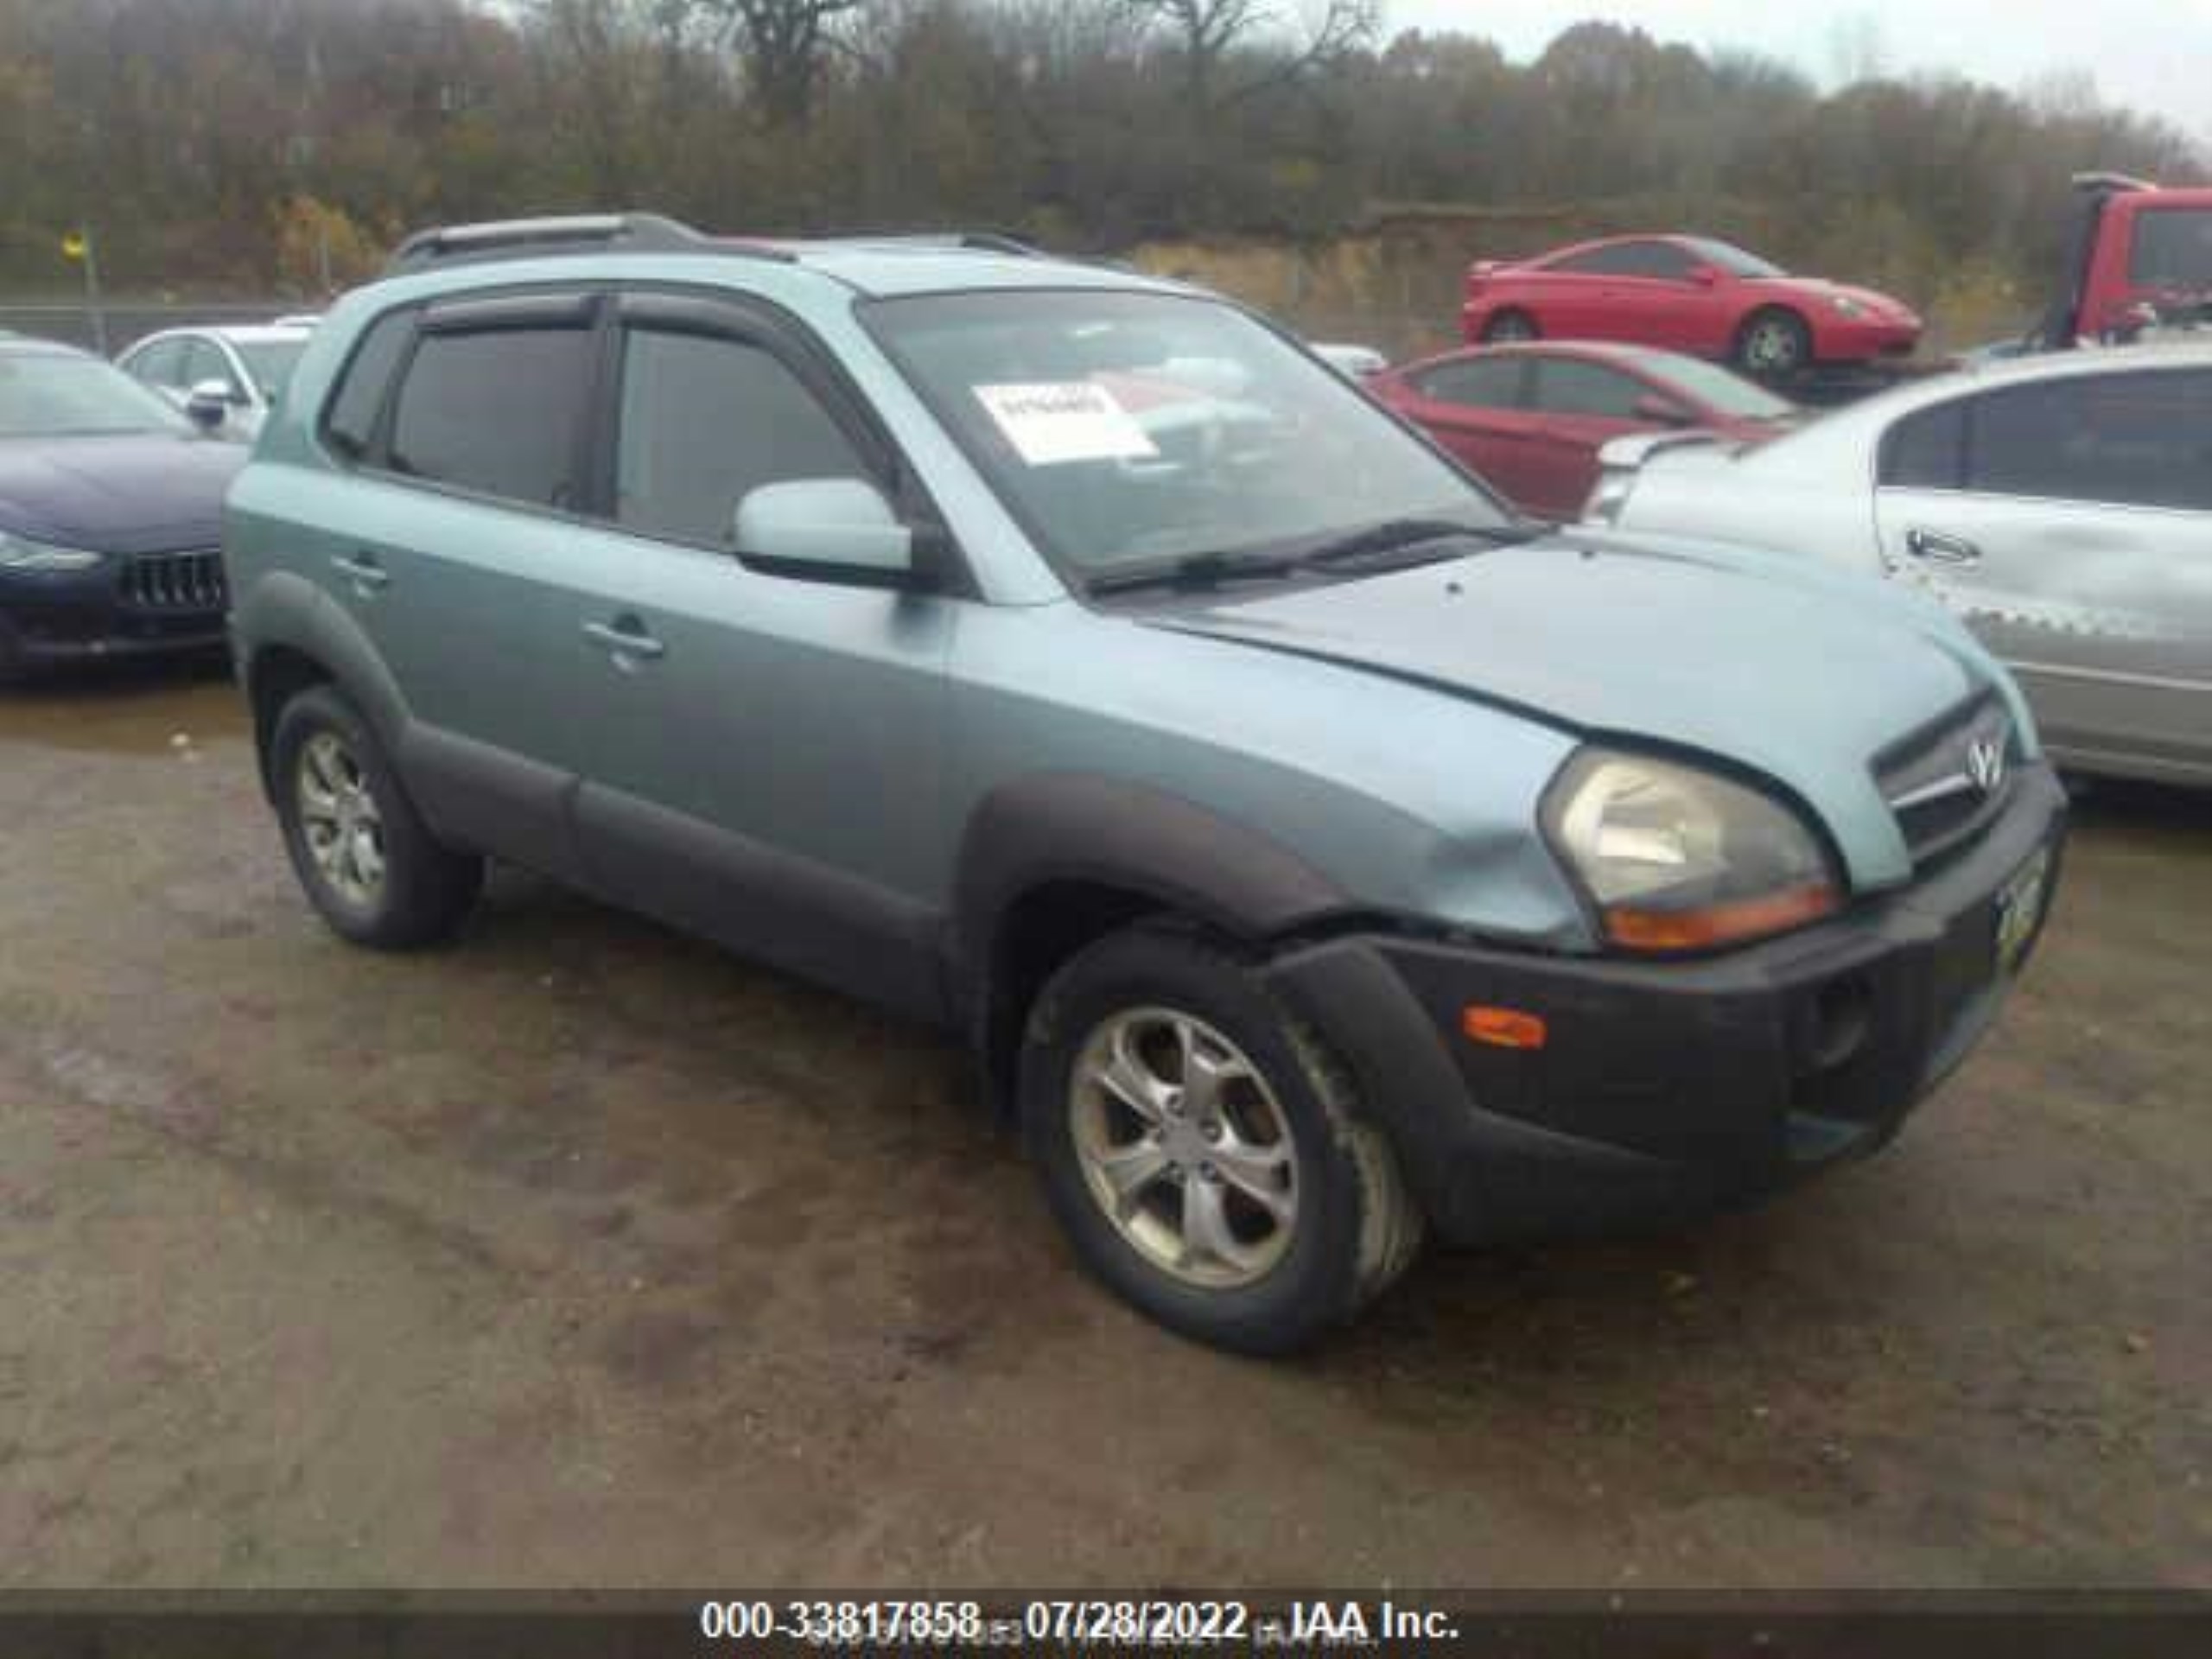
1993,845,2052,975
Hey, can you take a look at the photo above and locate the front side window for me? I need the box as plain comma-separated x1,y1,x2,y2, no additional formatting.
1413,356,1525,410
1965,370,2212,512
1529,359,1648,420
866,289,1503,580
0,351,190,438
387,327,593,506
613,328,872,545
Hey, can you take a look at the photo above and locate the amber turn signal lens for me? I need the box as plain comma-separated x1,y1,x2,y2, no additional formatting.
1605,880,1840,952
1462,1005,1548,1050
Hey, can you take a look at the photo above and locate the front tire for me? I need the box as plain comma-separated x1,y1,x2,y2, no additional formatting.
1019,925,1423,1354
1734,308,1811,378
270,685,482,949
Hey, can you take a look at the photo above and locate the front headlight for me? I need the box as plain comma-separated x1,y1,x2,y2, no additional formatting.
0,531,104,572
1827,296,1868,320
1542,748,1840,951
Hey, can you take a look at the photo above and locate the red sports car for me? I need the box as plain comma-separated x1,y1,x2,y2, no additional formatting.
1370,340,1801,521
1459,234,1922,377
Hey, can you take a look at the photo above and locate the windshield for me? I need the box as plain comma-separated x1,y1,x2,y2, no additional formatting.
234,338,308,399
1685,238,1787,279
865,289,1507,581
0,352,192,438
1624,351,1797,420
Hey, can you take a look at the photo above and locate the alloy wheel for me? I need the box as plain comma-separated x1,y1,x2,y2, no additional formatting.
296,730,386,910
1068,1006,1300,1289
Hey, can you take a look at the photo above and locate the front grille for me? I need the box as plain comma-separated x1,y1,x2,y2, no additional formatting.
120,549,227,613
1874,694,2015,867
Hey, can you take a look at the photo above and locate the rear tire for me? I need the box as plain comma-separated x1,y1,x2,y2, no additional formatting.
1734,308,1811,378
1019,923,1423,1355
1482,308,1540,344
270,685,482,949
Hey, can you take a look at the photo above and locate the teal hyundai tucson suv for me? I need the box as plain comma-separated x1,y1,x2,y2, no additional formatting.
224,214,2065,1353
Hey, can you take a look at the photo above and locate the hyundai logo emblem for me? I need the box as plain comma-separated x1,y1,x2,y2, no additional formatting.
1967,736,2006,794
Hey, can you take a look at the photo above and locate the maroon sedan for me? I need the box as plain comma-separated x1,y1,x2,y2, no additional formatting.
1370,341,1800,521
1460,235,1921,377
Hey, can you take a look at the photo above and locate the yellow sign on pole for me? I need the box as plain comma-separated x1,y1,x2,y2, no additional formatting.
60,230,86,261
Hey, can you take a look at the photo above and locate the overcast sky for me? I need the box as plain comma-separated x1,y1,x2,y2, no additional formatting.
1383,1,2212,143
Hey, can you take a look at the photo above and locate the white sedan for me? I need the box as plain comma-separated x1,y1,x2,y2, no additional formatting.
1587,346,2212,789
117,320,318,442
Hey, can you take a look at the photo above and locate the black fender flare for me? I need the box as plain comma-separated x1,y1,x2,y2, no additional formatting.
952,772,1355,973
235,575,410,791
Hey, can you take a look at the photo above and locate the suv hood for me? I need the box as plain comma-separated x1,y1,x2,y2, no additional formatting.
1150,530,2025,889
0,434,245,555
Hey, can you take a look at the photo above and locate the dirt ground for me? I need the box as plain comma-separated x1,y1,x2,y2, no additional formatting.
1,662,2205,1591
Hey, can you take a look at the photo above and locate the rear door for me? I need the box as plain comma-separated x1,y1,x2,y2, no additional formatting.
1872,367,2212,782
1390,355,1538,505
553,289,958,1016
1516,356,1656,519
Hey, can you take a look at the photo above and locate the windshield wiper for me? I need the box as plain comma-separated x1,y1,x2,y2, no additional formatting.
1087,549,1304,597
1297,516,1539,569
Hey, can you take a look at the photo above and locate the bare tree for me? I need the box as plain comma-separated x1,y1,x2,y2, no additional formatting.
1119,0,1376,114
685,0,864,128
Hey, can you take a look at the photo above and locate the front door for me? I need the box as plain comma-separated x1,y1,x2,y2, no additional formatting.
557,291,958,1017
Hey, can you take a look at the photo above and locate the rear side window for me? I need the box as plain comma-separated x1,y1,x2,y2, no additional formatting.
613,327,872,545
1529,359,1647,419
1966,371,2212,512
1412,357,1525,410
388,327,594,506
1879,401,1967,490
322,311,415,461
1551,241,1694,280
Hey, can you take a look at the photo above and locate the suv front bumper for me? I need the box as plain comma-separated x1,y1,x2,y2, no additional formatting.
1264,763,2066,1245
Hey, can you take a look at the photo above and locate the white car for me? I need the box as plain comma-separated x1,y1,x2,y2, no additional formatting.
116,320,318,442
1589,346,2212,788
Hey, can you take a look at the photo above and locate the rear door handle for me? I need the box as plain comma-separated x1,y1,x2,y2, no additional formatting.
1905,527,1981,564
582,618,667,663
331,551,390,590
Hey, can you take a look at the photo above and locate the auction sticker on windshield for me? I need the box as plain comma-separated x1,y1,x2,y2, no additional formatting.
975,381,1159,466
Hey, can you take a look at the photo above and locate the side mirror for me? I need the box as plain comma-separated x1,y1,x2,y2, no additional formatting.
733,478,914,582
184,379,234,430
1633,393,1696,427
1687,264,1722,288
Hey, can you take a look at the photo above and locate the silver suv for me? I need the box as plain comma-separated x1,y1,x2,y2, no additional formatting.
225,215,2066,1352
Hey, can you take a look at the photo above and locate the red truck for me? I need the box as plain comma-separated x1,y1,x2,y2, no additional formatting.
2032,172,2212,346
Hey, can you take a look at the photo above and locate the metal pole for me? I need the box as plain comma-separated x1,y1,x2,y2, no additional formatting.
80,226,109,355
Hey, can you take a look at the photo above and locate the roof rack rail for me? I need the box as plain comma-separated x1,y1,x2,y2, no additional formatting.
383,212,794,275
814,230,1046,257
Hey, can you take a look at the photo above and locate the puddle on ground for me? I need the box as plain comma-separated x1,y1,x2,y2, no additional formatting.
0,663,247,756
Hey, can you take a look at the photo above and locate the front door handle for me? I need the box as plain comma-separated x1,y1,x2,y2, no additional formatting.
331,551,390,590
582,618,667,663
1905,527,1981,564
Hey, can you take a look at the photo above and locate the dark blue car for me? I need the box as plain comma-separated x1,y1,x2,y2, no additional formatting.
0,334,244,680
